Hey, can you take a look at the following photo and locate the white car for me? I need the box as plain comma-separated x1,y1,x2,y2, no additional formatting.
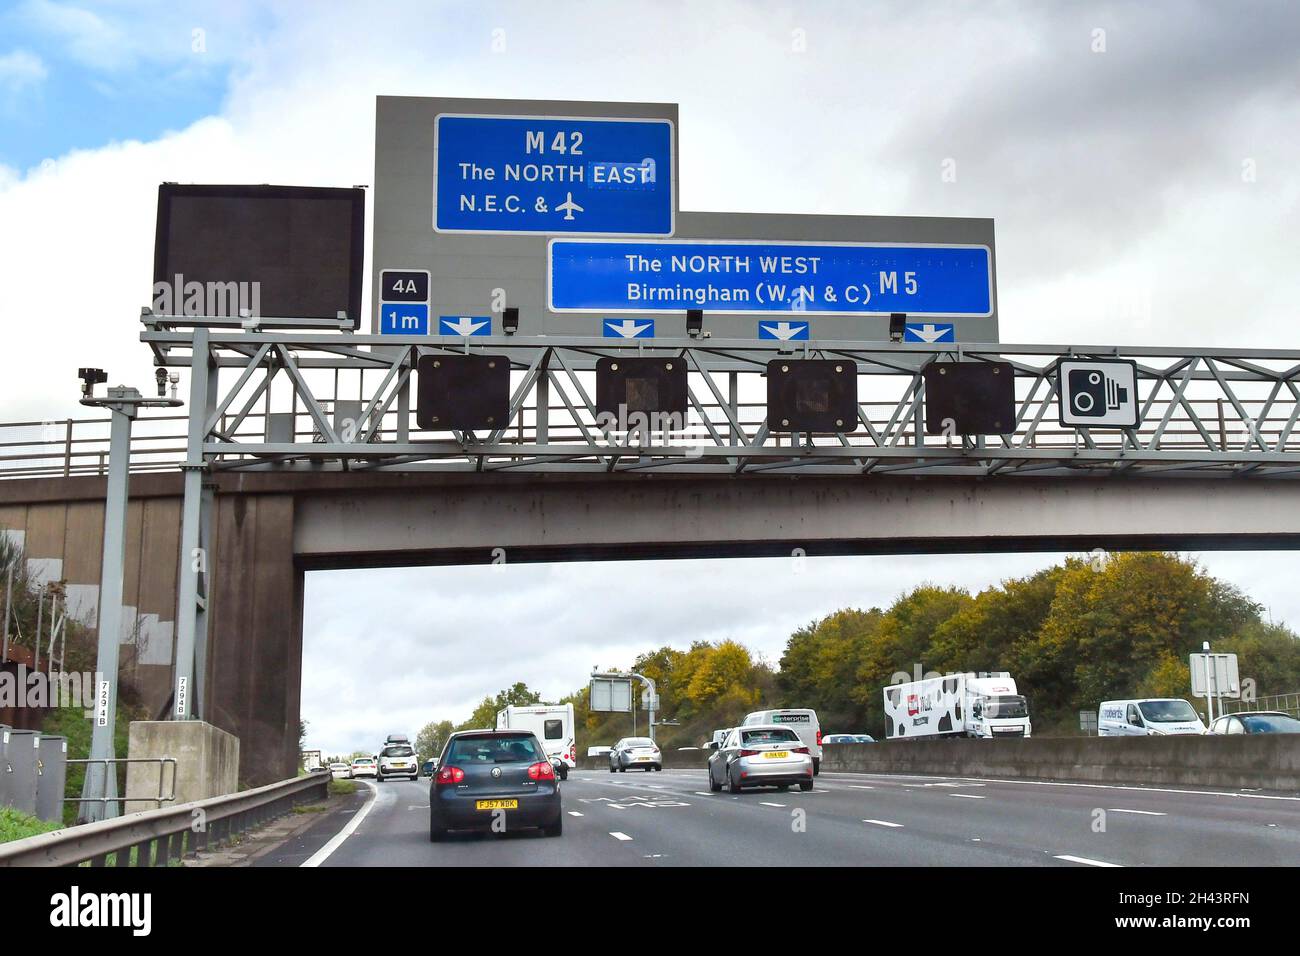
608,737,662,772
708,725,814,793
329,762,351,780
350,757,378,779
743,709,823,774
377,743,419,781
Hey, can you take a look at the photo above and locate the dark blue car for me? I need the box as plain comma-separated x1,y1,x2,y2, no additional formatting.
429,730,563,841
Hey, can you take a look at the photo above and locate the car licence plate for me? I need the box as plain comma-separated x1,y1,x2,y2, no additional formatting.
475,799,518,811
764,751,789,759
635,756,651,761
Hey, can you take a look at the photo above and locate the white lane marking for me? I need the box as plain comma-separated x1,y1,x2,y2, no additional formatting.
609,831,633,841
950,793,985,799
694,791,716,796
848,785,875,790
1055,854,1123,868
863,819,904,828
567,811,584,817
821,772,1300,803
301,780,380,868
1107,807,1166,815
759,802,786,808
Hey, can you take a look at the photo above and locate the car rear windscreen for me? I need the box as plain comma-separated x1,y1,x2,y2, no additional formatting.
742,728,799,745
449,735,542,764
382,746,414,757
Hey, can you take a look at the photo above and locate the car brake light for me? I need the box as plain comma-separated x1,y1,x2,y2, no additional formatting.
528,761,556,781
816,730,823,745
739,748,759,757
436,766,465,785
793,746,810,754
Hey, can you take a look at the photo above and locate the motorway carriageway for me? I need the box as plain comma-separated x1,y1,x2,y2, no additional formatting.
258,769,1300,867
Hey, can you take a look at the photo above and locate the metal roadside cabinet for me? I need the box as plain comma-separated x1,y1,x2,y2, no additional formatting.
1,728,40,815
36,734,68,823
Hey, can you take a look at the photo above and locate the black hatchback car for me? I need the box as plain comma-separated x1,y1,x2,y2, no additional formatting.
429,730,563,841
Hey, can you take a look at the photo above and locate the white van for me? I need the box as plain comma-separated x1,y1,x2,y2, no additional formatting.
496,703,576,779
743,709,822,774
1098,698,1206,736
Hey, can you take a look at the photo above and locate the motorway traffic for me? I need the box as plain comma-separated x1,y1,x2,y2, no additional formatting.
268,767,1300,868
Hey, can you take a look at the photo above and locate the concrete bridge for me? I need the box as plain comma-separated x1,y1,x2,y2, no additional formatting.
4,470,1300,785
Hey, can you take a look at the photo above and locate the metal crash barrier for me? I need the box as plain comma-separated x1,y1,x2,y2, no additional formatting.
0,771,332,867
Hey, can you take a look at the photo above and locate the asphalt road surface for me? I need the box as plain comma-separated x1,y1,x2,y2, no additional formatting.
263,769,1300,867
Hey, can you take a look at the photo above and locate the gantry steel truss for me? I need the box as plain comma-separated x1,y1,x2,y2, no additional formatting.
141,327,1300,480
135,325,1300,719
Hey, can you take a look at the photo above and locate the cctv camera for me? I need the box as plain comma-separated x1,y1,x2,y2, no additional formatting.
78,367,107,398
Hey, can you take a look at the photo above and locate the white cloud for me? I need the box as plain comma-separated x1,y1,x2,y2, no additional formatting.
3,1,1300,755
17,0,128,71
14,0,268,72
0,49,47,93
301,551,1065,753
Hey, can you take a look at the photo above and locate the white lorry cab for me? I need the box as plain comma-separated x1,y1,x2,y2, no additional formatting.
1097,698,1206,736
496,703,576,779
742,709,822,774
883,672,1031,740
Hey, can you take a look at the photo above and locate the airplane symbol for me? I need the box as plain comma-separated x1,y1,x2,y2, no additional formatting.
556,192,584,220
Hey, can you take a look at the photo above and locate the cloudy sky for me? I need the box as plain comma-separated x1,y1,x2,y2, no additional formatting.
2,1,1298,753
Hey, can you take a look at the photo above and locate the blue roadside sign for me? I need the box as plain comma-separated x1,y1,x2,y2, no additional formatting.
434,114,674,235
758,320,810,340
379,302,429,335
903,322,956,343
548,240,992,315
602,318,655,338
439,315,492,336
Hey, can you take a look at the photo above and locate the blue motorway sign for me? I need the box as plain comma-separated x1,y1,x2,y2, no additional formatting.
903,322,955,343
549,240,992,316
434,114,674,235
758,320,810,341
603,318,655,338
379,302,429,335
439,315,491,336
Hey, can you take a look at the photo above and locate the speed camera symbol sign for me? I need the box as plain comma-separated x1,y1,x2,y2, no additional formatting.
1057,359,1140,428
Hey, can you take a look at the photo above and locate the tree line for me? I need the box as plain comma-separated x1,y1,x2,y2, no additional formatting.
415,552,1300,752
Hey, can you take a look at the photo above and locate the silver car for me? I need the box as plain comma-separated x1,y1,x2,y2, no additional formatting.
708,725,813,793
608,737,662,772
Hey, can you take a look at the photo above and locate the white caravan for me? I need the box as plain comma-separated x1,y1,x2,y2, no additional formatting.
1097,698,1206,736
883,672,1032,740
496,703,577,779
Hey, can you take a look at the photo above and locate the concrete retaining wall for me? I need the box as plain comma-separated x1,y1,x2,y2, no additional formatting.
821,736,1300,791
125,719,240,812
